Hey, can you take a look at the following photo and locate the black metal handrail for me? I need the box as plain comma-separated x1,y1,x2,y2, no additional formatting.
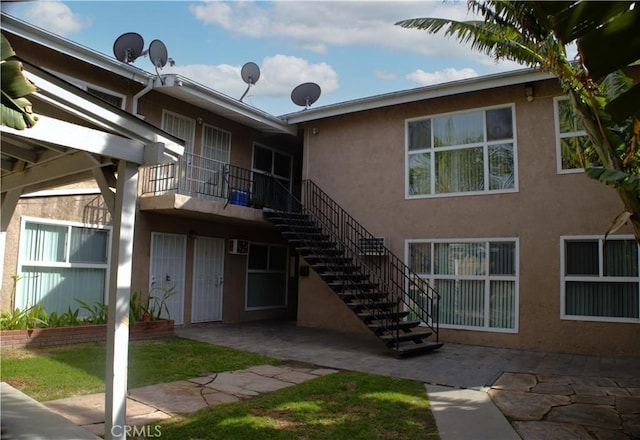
264,178,439,346
140,153,290,209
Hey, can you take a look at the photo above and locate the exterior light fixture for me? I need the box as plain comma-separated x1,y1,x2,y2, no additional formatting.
525,83,534,102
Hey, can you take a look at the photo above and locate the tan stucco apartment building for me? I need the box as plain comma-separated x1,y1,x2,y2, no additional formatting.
2,13,638,357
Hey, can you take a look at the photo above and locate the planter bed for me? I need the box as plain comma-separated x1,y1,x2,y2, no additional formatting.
0,319,175,349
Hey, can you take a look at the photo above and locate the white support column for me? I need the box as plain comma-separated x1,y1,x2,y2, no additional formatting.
104,160,138,440
1,189,22,294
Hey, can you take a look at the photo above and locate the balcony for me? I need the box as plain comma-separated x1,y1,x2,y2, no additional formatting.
139,153,291,222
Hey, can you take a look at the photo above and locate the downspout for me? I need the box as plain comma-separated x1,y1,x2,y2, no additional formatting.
132,77,154,119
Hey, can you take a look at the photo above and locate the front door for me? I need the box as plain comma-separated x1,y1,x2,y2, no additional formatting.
149,232,186,325
191,237,224,322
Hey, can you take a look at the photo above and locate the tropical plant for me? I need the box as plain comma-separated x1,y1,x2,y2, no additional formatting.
147,287,178,320
0,305,48,330
397,0,640,242
75,299,109,325
129,287,178,322
47,307,82,328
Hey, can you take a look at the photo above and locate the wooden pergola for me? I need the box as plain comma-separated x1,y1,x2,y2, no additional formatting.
1,61,183,440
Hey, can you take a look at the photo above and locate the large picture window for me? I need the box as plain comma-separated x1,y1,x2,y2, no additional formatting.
16,218,111,315
408,239,518,331
407,105,517,197
554,97,593,173
246,243,288,310
561,236,639,322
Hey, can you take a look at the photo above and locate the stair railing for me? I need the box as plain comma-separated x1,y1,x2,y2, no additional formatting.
265,179,439,346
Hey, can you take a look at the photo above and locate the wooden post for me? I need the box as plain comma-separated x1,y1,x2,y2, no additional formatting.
104,160,138,440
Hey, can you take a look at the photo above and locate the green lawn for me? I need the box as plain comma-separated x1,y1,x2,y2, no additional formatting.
1,337,439,439
158,371,439,440
0,337,278,401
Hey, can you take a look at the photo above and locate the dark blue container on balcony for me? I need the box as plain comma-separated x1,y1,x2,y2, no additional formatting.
229,188,248,206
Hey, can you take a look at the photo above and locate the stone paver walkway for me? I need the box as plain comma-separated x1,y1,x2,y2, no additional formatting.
489,372,640,440
44,363,338,437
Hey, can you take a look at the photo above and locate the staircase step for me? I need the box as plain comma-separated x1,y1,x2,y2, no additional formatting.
320,272,370,282
291,240,340,249
328,281,378,292
298,247,345,257
281,231,330,241
379,330,433,344
304,255,353,266
263,210,309,221
356,310,410,323
367,320,421,333
346,300,398,312
388,341,444,358
312,263,361,274
339,291,387,301
274,224,323,234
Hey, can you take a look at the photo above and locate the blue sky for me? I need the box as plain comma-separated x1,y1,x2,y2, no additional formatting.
4,1,525,116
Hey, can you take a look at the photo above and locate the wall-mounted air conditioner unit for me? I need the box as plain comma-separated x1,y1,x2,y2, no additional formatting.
358,237,388,256
228,239,249,255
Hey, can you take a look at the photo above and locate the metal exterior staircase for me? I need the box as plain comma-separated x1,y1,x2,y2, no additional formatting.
263,180,442,358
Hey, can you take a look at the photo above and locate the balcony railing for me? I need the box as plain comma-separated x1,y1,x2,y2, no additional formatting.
140,152,291,210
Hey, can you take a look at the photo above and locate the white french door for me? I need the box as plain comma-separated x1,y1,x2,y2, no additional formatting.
191,237,225,322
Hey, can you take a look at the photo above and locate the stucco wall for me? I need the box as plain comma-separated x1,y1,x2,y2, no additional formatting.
297,79,638,356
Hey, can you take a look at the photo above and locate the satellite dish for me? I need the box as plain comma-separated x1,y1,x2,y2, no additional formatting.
239,62,260,102
148,39,168,68
113,32,144,63
291,82,321,109
241,62,260,85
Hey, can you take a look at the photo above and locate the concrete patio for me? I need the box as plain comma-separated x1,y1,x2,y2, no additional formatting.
177,322,640,440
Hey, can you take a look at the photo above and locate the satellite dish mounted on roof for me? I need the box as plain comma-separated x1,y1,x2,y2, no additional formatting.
239,62,261,102
113,33,171,84
148,39,169,84
113,32,144,63
291,82,321,109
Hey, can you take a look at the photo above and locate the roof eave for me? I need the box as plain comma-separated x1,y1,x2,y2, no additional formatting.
1,13,153,85
159,75,297,136
282,68,555,124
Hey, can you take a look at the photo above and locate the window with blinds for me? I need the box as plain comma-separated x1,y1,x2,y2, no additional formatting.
408,239,518,332
561,236,639,322
16,218,111,315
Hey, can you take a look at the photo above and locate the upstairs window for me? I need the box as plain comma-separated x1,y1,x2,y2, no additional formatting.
554,97,596,173
407,105,517,197
561,236,639,322
86,87,125,109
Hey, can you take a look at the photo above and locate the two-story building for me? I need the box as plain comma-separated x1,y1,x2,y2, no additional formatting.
2,13,638,357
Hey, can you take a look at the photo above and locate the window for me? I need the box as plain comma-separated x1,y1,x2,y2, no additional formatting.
554,97,594,173
561,236,639,322
162,110,195,154
251,144,292,202
246,243,288,309
16,218,111,315
408,239,518,331
86,87,125,109
407,106,517,197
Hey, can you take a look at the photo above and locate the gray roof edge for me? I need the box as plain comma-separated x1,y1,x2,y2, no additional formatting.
160,75,295,135
281,68,556,123
1,13,153,84
2,13,294,135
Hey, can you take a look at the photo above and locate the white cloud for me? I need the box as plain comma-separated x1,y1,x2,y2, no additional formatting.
375,70,396,81
406,68,478,86
166,54,338,100
189,0,491,60
21,1,91,36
